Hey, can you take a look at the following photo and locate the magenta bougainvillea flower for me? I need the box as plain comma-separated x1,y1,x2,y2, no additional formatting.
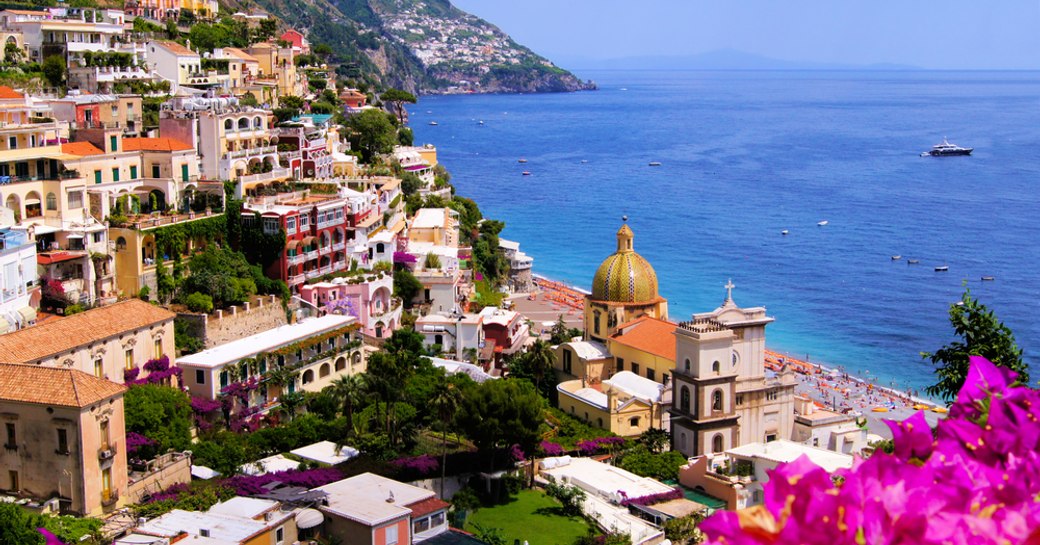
700,356,1040,545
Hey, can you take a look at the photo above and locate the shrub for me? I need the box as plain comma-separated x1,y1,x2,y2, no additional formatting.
185,292,214,313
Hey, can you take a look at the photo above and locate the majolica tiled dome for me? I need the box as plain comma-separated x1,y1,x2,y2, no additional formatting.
591,224,659,303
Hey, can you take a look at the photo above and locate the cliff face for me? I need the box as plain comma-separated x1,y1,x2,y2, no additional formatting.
228,0,594,94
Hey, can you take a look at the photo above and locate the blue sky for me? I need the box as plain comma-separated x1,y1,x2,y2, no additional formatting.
450,1,1040,70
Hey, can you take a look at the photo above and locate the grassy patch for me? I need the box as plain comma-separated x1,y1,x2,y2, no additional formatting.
465,489,593,545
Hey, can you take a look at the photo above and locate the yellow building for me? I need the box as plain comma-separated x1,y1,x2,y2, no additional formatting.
608,316,677,385
556,371,665,437
407,207,458,247
554,339,612,382
584,223,668,343
0,363,129,516
110,212,222,298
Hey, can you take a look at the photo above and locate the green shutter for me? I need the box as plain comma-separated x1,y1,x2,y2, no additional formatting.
110,135,117,152
152,165,161,178
181,164,189,182
94,170,102,184
111,168,119,182
129,165,137,179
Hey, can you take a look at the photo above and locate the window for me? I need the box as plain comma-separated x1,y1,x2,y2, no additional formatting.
4,422,15,447
712,390,723,412
766,389,778,401
93,232,103,244
735,395,744,406
45,192,57,210
110,135,118,152
766,433,777,443
8,470,17,491
593,310,601,335
300,215,309,227
116,237,127,250
286,217,296,233
631,362,640,375
712,434,724,453
413,517,431,534
101,468,112,501
99,420,110,450
385,524,398,545
112,167,119,182
680,386,690,413
275,527,284,544
154,338,162,359
646,368,655,381
220,371,229,388
684,358,691,372
319,363,330,378
629,416,640,427
125,349,133,370
562,349,572,374
152,164,161,178
129,165,137,179
94,358,103,378
813,437,819,447
94,170,102,184
196,370,205,385
56,429,68,454
263,218,280,234
431,512,445,527
302,369,314,384
712,360,720,375
616,358,624,371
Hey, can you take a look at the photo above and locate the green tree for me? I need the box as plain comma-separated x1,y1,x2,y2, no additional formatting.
42,55,66,88
279,391,306,421
617,445,686,481
393,268,423,307
380,88,417,125
663,514,704,545
256,18,278,42
430,377,463,498
544,476,587,517
638,427,671,454
457,379,544,470
345,109,397,162
280,95,305,109
398,126,414,146
314,43,334,59
0,503,43,545
124,384,193,452
330,374,366,428
923,289,1029,403
4,42,23,64
400,172,423,195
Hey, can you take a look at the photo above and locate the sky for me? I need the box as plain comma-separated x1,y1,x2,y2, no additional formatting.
450,1,1040,70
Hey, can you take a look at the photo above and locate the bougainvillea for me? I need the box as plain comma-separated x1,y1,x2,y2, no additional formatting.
539,441,565,456
224,467,344,496
701,356,1040,545
391,454,440,475
619,487,684,507
125,432,156,457
129,356,183,386
123,367,140,382
578,436,627,455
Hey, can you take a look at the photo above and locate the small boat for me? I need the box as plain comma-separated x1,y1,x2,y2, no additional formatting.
620,88,628,91
932,407,949,414
922,137,973,157
913,404,931,411
871,407,889,413
518,158,527,164
935,265,949,272
428,121,438,126
817,220,828,226
522,171,531,176
981,275,995,281
781,230,789,236
891,255,902,261
580,160,588,164
478,120,484,126
648,161,662,167
907,259,920,265
426,110,432,114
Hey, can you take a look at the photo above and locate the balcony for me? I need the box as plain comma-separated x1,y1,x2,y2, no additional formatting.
288,274,306,284
287,253,305,265
238,167,291,185
281,150,302,162
98,443,117,461
224,145,277,161
101,489,120,507
305,270,321,280
304,250,319,261
331,242,345,252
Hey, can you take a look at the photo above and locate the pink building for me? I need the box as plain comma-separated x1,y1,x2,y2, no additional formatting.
279,29,309,54
299,272,401,339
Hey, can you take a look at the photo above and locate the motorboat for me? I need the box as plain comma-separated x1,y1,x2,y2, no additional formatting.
891,255,902,261
907,259,920,265
935,265,949,272
981,275,995,281
922,138,972,157
428,121,438,126
648,161,662,167
817,220,829,226
522,171,531,176
518,158,527,164
781,230,789,236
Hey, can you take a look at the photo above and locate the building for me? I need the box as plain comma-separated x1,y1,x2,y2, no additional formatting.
277,118,334,180
278,29,309,54
122,0,181,22
46,94,143,135
146,40,228,92
109,211,223,298
298,272,401,339
315,472,450,545
791,395,869,455
669,284,797,458
0,222,39,332
408,208,458,248
584,223,668,343
176,315,363,413
0,299,175,382
212,47,261,92
554,339,612,381
1,8,125,64
159,95,281,185
556,370,665,437
124,497,299,545
478,306,529,361
246,42,302,98
415,312,485,362
0,363,128,516
339,88,367,111
607,316,677,386
498,238,533,293
677,440,853,510
181,0,218,20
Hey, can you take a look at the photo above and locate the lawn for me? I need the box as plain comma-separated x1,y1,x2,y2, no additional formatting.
465,489,594,545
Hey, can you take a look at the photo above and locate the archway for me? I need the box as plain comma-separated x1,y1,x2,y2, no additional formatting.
318,363,330,378
6,194,20,220
334,357,346,371
712,433,724,454
302,369,314,384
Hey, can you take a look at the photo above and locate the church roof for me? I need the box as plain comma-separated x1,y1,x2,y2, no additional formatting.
590,223,660,304
610,316,676,361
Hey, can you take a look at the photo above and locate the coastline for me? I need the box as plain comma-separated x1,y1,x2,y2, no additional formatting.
511,271,943,438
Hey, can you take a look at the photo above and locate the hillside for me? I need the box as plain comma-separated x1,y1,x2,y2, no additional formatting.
223,0,594,94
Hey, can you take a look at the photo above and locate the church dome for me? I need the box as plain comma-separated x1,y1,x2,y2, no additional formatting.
591,223,660,304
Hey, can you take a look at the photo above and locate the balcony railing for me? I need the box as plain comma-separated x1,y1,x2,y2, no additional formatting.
101,489,119,507
238,167,291,185
288,274,306,284
98,443,117,461
287,253,305,265
331,242,345,252
304,250,319,261
224,145,277,161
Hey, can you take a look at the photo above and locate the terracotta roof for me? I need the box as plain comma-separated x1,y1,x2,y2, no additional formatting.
61,141,105,156
407,497,450,518
3,9,49,15
123,137,193,152
610,316,677,361
37,251,86,265
221,47,258,63
0,299,175,362
153,40,198,56
0,363,126,408
0,86,24,99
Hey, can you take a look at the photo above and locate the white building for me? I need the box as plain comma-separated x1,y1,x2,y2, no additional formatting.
791,395,870,455
315,473,450,544
415,312,484,361
0,220,37,332
1,8,126,64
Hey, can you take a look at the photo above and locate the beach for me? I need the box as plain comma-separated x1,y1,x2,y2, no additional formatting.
507,277,942,439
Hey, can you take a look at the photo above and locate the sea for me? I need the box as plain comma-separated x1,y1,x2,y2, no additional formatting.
410,70,1040,397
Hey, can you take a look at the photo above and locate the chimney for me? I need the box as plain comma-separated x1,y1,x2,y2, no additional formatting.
386,491,395,503
606,387,616,411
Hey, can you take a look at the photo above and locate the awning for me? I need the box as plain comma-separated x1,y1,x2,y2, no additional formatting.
66,233,84,239
301,236,316,246
18,307,36,324
285,239,300,250
25,198,40,205
191,465,221,479
294,508,324,529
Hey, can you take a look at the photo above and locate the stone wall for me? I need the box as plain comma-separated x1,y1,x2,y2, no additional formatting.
127,451,192,504
177,295,289,349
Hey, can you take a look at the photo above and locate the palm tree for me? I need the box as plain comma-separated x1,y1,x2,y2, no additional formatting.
429,378,462,499
330,374,366,430
526,339,557,394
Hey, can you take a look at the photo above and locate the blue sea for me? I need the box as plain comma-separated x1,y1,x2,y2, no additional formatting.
411,70,1040,396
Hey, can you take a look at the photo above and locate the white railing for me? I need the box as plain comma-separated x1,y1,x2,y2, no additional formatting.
304,250,319,261
289,274,306,284
305,270,321,279
238,167,291,185
331,242,345,252
287,254,305,265
224,145,277,160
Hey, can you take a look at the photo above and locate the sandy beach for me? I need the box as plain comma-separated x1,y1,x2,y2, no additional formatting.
507,278,943,440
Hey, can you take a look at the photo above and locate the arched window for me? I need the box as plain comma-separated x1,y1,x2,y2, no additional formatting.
335,357,346,371
593,310,601,335
597,417,603,429
679,432,687,451
302,369,314,384
115,237,127,250
680,386,690,413
684,358,691,372
712,390,723,412
375,242,385,253
319,363,330,378
237,118,249,130
45,192,56,210
712,433,724,453
253,116,262,128
224,119,232,131
711,360,720,375
732,351,739,367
